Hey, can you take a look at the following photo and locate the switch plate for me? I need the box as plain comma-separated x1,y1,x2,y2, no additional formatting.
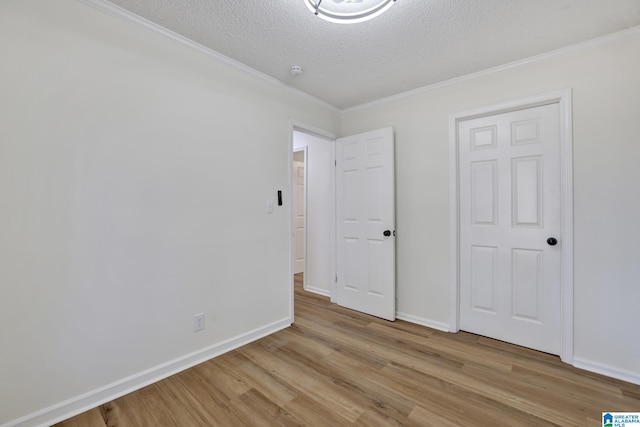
266,200,274,214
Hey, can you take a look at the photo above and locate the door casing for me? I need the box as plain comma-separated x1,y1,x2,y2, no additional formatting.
448,90,574,363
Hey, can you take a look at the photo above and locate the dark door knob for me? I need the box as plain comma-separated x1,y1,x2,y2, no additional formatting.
383,230,391,237
547,237,558,246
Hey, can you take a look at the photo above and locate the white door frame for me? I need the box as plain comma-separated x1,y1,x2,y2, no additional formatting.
448,89,574,363
288,120,338,324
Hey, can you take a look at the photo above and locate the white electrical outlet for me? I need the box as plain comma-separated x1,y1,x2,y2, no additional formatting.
193,313,205,332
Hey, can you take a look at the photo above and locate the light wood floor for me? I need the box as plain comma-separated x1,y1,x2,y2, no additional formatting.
57,274,639,426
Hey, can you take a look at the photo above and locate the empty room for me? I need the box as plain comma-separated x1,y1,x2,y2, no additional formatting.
1,1,639,426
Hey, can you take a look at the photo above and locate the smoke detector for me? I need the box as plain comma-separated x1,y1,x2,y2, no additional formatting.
290,66,304,76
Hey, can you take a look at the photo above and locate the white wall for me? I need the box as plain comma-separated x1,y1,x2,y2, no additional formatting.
0,1,339,425
341,29,640,383
293,131,334,295
2,2,638,425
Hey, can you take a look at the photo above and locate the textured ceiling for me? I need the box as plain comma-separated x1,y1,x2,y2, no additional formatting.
105,0,640,109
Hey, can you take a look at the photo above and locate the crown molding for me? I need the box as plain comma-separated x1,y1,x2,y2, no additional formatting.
343,25,640,113
77,0,340,112
71,2,640,114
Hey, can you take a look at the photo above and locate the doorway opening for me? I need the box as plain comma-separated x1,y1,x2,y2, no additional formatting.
288,122,397,323
289,122,337,323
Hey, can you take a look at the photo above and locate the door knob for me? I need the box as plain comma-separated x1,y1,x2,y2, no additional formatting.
547,237,558,246
383,230,391,237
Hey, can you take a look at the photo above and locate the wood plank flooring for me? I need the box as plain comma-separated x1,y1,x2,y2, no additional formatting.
56,274,639,426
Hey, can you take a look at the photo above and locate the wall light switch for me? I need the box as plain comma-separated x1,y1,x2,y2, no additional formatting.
266,200,274,214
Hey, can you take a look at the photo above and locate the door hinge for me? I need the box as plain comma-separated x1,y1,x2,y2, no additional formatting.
334,159,337,166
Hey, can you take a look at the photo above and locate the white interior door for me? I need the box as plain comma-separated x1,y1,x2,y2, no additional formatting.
458,103,561,355
293,160,305,274
336,127,395,321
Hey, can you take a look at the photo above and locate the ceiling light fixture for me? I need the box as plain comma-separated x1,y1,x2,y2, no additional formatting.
305,0,397,24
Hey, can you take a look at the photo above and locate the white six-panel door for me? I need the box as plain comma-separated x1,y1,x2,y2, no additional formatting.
293,160,305,274
458,103,561,354
336,128,395,321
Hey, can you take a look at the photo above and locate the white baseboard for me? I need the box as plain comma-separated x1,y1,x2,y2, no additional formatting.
393,315,640,387
396,312,450,332
5,318,292,427
304,286,331,298
392,314,640,386
573,357,640,386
